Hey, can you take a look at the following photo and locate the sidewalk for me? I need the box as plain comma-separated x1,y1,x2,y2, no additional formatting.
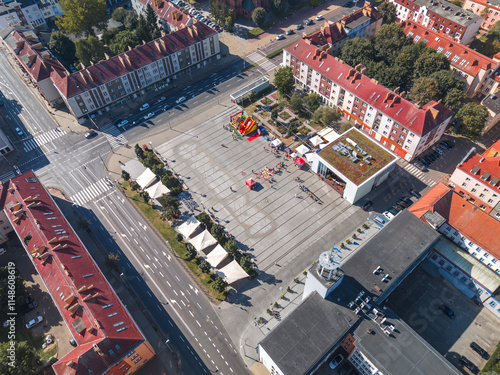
240,218,383,372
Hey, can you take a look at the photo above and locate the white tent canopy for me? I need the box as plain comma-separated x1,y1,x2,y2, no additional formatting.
145,181,170,199
271,139,283,148
324,130,340,143
296,144,310,156
216,260,249,284
136,168,157,189
177,215,200,239
304,152,315,162
318,128,334,137
190,229,217,252
204,245,228,268
310,135,325,147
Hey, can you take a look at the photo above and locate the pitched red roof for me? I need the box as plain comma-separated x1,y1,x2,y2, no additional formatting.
285,39,453,136
1,171,150,375
402,21,498,77
137,0,194,30
409,183,500,259
52,22,215,99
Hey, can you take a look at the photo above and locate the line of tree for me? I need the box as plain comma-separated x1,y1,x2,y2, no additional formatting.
208,0,235,30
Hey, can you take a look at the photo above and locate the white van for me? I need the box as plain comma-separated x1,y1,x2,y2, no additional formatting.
117,120,129,128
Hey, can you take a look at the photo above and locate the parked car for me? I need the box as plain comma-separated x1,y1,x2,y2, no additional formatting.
433,146,444,155
305,19,313,25
117,119,129,128
392,204,403,212
439,304,455,319
440,140,452,149
362,201,372,211
69,338,77,347
163,104,171,111
276,34,284,40
387,207,398,215
414,162,427,172
15,127,24,136
408,188,421,198
157,96,166,103
176,96,186,104
383,211,395,221
0,248,5,256
286,29,294,35
20,301,37,315
143,112,155,120
315,15,323,20
140,103,150,111
296,24,304,30
329,354,344,370
85,130,97,139
401,196,413,205
470,342,490,359
397,200,410,208
459,356,479,374
26,316,43,329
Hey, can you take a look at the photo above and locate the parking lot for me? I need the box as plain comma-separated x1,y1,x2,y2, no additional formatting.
386,265,500,374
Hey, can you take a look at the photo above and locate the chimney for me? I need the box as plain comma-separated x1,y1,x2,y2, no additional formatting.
79,71,87,84
354,63,362,72
428,106,439,119
104,53,110,60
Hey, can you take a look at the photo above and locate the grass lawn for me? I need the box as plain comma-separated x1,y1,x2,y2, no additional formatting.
120,181,227,301
32,333,58,362
248,27,265,37
482,342,500,373
279,111,291,121
298,126,310,136
266,48,283,59
261,97,272,105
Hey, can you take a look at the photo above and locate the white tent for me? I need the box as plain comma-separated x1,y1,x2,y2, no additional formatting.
204,245,228,268
304,152,315,163
136,168,157,189
145,181,170,200
271,139,283,148
296,144,310,156
122,159,146,180
310,135,325,147
324,130,340,143
177,215,200,239
216,260,248,284
318,128,334,137
190,229,217,252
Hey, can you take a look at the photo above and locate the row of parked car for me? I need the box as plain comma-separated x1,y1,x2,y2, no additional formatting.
277,16,323,40
413,140,453,172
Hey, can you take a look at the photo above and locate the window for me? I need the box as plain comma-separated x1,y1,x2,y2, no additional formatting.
471,188,477,193
462,182,467,187
480,193,485,198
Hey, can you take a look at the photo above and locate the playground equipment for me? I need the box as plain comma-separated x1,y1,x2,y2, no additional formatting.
229,111,257,136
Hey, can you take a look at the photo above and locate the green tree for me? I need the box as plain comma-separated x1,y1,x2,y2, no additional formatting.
377,1,397,24
413,51,450,79
77,217,92,231
410,77,440,104
212,276,227,293
130,181,139,191
0,341,42,375
429,70,465,99
135,15,150,43
375,64,410,91
271,0,286,16
224,239,238,256
75,36,105,67
374,23,412,61
141,191,150,203
274,66,295,96
135,144,144,158
197,212,213,231
199,259,211,273
101,27,120,45
121,170,130,181
480,5,491,18
290,92,303,113
252,7,267,27
112,7,128,23
271,106,279,120
456,102,489,138
185,243,196,259
158,195,180,210
0,266,27,318
56,0,108,37
444,88,466,112
450,0,461,5
124,11,139,30
306,92,322,113
211,224,225,242
240,256,252,270
225,11,235,30
105,253,120,272
287,121,299,136
48,31,76,64
313,106,341,127
340,38,375,67
109,30,139,55
145,4,161,40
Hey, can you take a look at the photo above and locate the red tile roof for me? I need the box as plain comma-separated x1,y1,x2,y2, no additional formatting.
137,0,194,30
455,139,500,194
402,21,498,77
52,22,215,99
1,171,150,375
285,39,453,136
409,183,500,260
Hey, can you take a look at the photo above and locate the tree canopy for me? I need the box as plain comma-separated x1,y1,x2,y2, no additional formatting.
112,7,128,23
271,0,286,16
312,106,341,127
413,50,450,79
456,102,489,138
56,0,108,37
410,77,440,105
373,24,412,61
273,66,295,96
340,38,375,67
0,341,42,375
109,30,139,55
75,36,105,67
252,7,267,27
377,2,397,24
48,31,76,64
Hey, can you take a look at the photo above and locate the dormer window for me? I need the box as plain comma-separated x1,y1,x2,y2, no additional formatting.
470,166,480,175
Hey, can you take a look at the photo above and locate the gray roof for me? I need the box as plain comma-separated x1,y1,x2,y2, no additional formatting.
422,210,446,228
345,15,371,29
340,210,441,302
481,93,500,114
353,311,460,375
259,292,357,375
412,0,481,26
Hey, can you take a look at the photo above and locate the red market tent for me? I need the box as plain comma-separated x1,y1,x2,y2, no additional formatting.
294,157,305,169
246,178,257,190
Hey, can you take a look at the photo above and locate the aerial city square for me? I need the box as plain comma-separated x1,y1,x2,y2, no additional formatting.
0,0,500,374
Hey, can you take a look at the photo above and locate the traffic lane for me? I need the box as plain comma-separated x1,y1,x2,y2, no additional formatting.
93,194,248,374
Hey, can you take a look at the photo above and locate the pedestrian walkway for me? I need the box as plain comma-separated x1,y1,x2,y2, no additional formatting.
23,128,67,152
100,124,128,149
70,178,113,206
0,170,17,182
245,51,280,72
403,163,437,187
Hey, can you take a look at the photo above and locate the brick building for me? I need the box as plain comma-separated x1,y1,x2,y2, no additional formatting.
283,39,453,161
0,170,156,375
463,0,500,30
303,2,383,56
388,0,482,45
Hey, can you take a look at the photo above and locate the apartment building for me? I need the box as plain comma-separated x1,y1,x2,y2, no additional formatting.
463,0,500,30
131,0,194,32
481,93,500,132
283,39,453,161
303,2,383,56
388,0,482,45
0,170,156,374
403,21,499,97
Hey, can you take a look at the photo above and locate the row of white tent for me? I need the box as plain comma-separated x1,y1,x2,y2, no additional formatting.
177,216,249,284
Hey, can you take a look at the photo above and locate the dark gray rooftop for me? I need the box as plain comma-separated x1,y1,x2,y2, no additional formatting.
413,0,480,26
422,210,446,229
259,292,357,375
340,210,440,302
481,93,500,114
345,15,371,30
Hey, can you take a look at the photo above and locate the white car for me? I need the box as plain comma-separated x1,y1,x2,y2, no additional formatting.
143,112,155,120
176,96,186,104
15,127,24,136
329,354,344,369
276,34,284,40
315,15,323,20
26,316,43,329
140,103,150,111
117,119,129,128
382,211,395,221
157,96,166,103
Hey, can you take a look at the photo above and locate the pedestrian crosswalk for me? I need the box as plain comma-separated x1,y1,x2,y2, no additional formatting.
23,128,67,152
404,164,437,187
100,124,128,149
70,178,113,206
0,170,17,183
246,51,280,72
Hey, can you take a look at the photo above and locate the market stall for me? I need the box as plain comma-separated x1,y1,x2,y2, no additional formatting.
246,178,257,190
